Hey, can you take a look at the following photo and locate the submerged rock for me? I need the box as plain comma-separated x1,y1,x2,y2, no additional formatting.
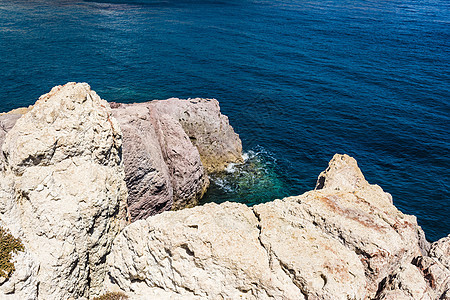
105,154,444,299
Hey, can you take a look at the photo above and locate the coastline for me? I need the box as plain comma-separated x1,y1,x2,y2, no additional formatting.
0,83,448,299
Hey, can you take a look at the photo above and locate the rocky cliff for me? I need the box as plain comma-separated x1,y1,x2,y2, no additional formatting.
0,89,243,222
111,98,242,220
0,83,448,300
104,154,449,300
0,83,128,299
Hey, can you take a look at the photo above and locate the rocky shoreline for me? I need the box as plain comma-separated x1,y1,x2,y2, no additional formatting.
0,83,448,299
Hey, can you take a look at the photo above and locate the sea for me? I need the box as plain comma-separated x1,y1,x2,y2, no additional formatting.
0,0,448,241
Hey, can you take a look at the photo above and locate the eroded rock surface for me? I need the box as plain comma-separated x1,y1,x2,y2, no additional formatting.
0,83,128,299
374,235,450,300
148,98,243,173
106,202,303,299
105,154,444,299
111,98,242,220
110,103,174,221
0,84,447,299
0,96,243,221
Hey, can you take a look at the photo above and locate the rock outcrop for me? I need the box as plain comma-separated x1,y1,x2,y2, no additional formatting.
111,98,242,220
104,154,447,299
0,83,128,299
0,83,447,299
0,95,243,222
147,98,243,173
0,83,244,298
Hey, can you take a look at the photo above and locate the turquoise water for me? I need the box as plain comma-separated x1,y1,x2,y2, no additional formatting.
0,0,448,241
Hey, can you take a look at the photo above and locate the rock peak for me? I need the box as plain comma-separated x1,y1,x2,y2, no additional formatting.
0,82,128,299
2,82,122,176
315,153,367,191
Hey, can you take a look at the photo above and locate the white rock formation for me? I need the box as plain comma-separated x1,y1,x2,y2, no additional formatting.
105,154,440,299
105,202,303,299
0,83,128,299
0,96,243,222
0,83,447,299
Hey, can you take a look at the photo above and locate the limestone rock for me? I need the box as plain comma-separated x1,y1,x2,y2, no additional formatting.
149,98,243,173
409,236,450,299
374,235,450,300
0,96,242,221
106,202,303,299
374,263,436,300
105,154,432,299
0,249,39,300
429,235,450,269
110,103,174,221
3,83,122,175
111,97,242,220
0,83,128,299
311,155,428,294
253,198,367,299
0,84,443,300
315,153,367,191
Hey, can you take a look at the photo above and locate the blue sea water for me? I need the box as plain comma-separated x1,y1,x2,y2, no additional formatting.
0,0,448,241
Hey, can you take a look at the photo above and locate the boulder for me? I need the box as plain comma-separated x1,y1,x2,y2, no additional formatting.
110,101,209,220
0,83,128,299
110,103,174,221
111,97,242,220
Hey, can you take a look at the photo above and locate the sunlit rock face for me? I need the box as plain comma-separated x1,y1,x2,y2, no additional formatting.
0,83,446,299
105,154,443,300
0,92,243,222
0,83,128,299
0,83,243,299
111,97,243,220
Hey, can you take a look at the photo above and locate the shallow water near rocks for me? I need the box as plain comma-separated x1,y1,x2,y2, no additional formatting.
0,0,448,241
201,147,288,207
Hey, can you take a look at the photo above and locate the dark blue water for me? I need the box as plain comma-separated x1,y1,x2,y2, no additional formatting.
0,0,448,241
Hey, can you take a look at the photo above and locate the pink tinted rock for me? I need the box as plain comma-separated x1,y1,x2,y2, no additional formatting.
111,97,241,220
110,103,173,221
148,98,243,173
